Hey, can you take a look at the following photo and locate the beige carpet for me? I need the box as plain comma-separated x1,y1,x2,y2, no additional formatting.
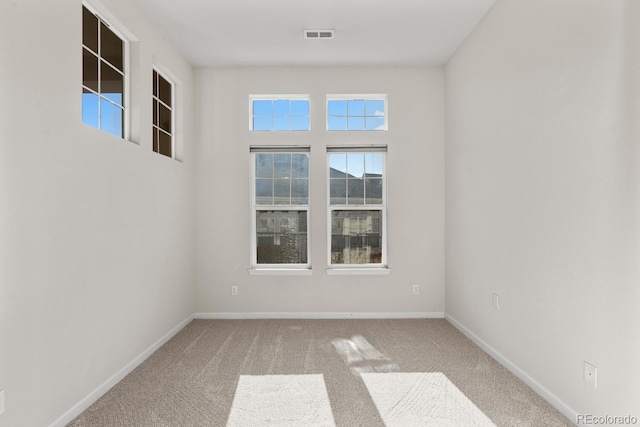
69,319,574,426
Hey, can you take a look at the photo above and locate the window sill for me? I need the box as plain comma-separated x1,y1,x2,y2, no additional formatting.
325,267,391,276
248,268,313,276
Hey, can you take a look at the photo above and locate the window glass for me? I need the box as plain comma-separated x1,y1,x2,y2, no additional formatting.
251,97,310,131
82,5,126,138
328,149,386,266
252,150,310,267
152,69,174,158
327,96,387,131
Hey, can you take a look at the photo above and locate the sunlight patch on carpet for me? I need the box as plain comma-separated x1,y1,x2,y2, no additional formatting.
361,372,496,427
227,374,336,427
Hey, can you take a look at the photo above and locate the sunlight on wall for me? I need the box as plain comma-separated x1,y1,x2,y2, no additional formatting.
361,372,495,427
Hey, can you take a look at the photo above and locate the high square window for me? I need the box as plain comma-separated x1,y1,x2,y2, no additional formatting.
152,69,174,158
82,5,126,138
251,147,311,269
328,147,387,267
327,95,387,131
250,96,310,131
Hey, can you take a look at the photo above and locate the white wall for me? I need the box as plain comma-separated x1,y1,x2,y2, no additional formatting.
0,1,196,426
195,67,444,315
446,0,640,419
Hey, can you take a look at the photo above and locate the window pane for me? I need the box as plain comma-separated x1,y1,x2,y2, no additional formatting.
256,210,307,264
153,128,159,152
347,99,365,116
347,116,365,131
153,70,158,97
291,154,309,178
274,154,291,178
273,116,288,131
366,178,383,204
365,99,385,116
158,74,172,107
256,153,273,178
365,153,384,175
291,179,308,205
82,7,98,52
101,62,123,106
328,116,347,131
329,154,347,176
331,210,382,264
100,23,123,71
159,103,172,133
253,100,272,116
158,131,172,157
290,116,309,131
274,179,291,204
253,116,271,131
255,179,273,205
82,91,99,128
291,100,309,115
328,100,347,116
329,179,346,205
273,100,289,115
347,178,364,205
366,117,385,131
153,99,158,126
99,98,123,138
347,153,364,177
82,49,99,92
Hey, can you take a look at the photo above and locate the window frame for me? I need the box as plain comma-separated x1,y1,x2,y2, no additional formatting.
326,94,388,132
326,146,388,270
250,146,312,271
249,95,311,132
82,2,130,140
152,66,175,158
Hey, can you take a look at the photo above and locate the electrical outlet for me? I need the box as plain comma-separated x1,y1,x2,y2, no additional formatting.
0,389,5,415
492,293,500,309
231,286,238,296
584,361,597,388
412,285,419,295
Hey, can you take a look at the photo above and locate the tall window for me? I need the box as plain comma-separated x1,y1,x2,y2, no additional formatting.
251,147,310,268
152,69,174,158
250,96,310,131
82,5,126,138
328,147,387,267
327,95,387,131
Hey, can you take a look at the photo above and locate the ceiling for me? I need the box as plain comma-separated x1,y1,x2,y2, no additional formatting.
134,0,495,67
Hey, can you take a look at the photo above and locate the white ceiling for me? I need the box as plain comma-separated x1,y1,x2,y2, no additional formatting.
134,0,495,67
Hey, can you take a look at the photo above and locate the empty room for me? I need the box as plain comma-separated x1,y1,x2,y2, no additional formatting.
1,0,639,425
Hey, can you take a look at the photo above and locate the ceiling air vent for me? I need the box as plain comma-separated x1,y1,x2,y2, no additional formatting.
304,29,335,40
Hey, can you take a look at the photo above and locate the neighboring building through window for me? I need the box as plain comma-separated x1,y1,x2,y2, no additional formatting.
82,5,126,138
250,96,310,131
152,69,174,158
251,147,310,268
328,147,387,267
327,95,387,131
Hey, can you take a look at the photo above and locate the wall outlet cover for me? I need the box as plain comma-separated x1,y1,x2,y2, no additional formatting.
584,361,597,388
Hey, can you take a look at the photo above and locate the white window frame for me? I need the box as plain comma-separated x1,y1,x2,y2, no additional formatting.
249,95,311,131
82,1,130,140
326,146,388,271
326,94,388,131
152,66,175,158
250,146,312,272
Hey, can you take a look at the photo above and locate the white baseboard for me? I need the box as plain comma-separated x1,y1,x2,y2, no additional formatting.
48,314,194,427
444,313,578,425
194,312,445,320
